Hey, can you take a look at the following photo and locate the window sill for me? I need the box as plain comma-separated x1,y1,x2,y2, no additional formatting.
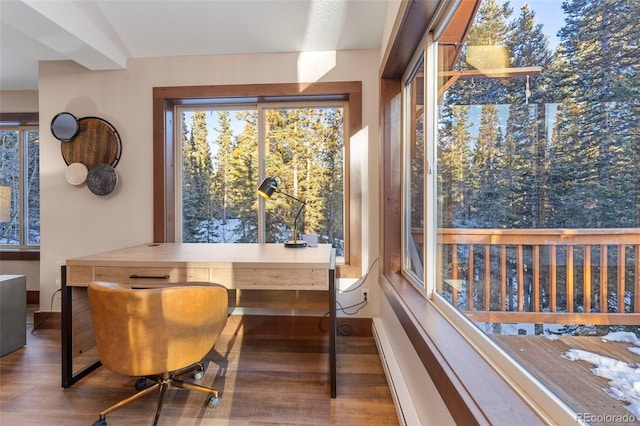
0,249,40,261
380,272,575,425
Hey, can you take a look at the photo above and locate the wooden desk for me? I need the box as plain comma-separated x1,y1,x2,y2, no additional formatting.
61,243,337,397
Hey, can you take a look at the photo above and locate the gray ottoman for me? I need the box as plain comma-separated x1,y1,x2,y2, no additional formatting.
0,275,26,356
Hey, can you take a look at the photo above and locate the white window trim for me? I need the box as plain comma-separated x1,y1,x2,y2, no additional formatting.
401,44,429,292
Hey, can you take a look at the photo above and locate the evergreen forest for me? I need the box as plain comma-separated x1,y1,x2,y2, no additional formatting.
180,107,344,255
437,0,639,230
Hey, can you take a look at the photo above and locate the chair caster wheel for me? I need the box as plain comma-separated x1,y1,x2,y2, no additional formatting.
208,396,221,408
135,378,147,391
92,418,107,426
194,369,204,380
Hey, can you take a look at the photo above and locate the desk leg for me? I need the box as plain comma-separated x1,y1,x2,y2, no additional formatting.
329,266,337,398
61,266,101,388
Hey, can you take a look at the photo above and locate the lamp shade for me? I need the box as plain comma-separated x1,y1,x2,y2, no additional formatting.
257,177,277,199
0,186,11,222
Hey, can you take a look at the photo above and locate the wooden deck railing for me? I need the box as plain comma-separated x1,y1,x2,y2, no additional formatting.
433,228,640,325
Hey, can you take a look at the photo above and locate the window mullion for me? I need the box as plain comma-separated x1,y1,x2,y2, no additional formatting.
19,128,27,246
173,107,183,243
257,105,266,243
424,33,437,298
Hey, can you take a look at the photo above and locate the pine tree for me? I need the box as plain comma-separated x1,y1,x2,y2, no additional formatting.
441,0,515,230
264,109,302,243
182,111,214,242
549,0,640,228
212,111,235,228
229,110,259,242
473,104,507,227
310,108,342,245
438,104,473,227
504,4,552,228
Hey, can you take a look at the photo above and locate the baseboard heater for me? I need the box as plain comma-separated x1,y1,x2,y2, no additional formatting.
372,317,421,426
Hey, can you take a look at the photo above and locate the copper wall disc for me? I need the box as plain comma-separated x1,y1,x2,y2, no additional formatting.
61,117,122,169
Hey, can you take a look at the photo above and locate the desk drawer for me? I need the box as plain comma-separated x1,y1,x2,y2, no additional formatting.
231,268,328,290
94,267,209,285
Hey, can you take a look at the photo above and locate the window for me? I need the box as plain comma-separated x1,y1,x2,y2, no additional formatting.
430,0,640,419
263,105,345,253
402,56,426,287
435,1,640,320
178,107,258,244
176,103,346,256
0,113,39,249
153,82,362,274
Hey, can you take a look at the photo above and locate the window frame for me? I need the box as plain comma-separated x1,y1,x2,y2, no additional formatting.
173,100,348,258
153,82,362,278
401,48,429,292
0,113,40,259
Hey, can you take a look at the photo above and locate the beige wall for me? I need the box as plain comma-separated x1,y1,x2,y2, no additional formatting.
0,90,38,112
0,261,39,292
38,50,380,313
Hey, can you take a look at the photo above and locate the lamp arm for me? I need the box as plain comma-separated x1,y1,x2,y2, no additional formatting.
274,188,306,243
276,189,305,205
291,201,306,243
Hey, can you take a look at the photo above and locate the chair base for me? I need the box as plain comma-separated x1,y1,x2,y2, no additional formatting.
93,363,219,426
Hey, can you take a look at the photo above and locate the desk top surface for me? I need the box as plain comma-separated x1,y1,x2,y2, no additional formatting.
66,243,335,269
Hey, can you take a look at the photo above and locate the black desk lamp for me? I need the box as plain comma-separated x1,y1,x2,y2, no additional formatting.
257,177,307,248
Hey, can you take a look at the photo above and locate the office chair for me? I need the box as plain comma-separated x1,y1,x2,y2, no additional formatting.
87,281,228,426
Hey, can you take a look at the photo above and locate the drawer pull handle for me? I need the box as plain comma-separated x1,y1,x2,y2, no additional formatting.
129,274,170,280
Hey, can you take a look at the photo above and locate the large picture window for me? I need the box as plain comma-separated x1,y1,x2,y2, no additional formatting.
429,0,640,419
176,103,345,256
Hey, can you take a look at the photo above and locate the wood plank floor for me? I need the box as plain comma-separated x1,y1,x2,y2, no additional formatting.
0,307,399,425
493,335,637,425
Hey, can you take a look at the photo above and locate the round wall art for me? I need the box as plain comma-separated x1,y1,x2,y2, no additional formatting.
51,113,122,196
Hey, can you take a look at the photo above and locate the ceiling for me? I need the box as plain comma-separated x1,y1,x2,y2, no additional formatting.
0,0,391,91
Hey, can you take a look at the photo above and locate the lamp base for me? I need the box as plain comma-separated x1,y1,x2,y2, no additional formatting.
284,240,307,248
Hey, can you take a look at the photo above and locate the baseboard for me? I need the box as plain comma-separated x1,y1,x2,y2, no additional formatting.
27,290,39,305
372,317,421,426
33,310,61,330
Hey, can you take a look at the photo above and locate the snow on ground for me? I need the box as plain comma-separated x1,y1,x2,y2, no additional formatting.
601,331,640,346
562,332,640,419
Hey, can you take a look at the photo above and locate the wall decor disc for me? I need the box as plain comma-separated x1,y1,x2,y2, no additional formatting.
65,162,88,186
51,112,80,141
61,117,122,169
87,163,118,196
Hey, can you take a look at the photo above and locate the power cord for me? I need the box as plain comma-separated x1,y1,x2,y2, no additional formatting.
339,257,379,295
318,258,379,335
31,288,61,334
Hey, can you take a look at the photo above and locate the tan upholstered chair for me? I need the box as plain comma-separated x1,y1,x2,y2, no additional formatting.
87,281,228,426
